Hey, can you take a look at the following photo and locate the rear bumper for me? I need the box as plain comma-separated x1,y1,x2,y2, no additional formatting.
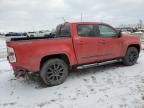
11,65,40,78
9,62,39,78
9,60,40,73
7,53,40,73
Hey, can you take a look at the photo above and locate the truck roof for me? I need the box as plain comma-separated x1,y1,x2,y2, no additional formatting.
64,22,112,27
67,22,109,25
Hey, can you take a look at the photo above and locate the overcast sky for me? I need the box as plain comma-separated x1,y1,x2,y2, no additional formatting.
0,0,144,32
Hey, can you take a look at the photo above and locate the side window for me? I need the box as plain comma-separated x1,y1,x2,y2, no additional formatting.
77,24,98,37
99,25,117,37
56,24,70,37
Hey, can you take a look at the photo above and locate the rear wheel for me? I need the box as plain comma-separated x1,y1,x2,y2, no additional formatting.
123,47,139,66
40,58,69,86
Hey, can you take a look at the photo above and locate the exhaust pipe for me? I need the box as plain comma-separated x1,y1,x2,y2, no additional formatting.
14,68,27,78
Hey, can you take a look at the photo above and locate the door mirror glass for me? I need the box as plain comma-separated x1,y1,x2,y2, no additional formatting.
117,30,122,38
56,24,70,37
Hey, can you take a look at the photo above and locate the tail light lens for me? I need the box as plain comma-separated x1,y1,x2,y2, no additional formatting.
7,47,16,63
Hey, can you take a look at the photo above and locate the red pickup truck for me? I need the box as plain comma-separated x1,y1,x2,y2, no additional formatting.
7,22,141,86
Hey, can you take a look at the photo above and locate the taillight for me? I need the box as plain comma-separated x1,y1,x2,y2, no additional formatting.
7,47,16,63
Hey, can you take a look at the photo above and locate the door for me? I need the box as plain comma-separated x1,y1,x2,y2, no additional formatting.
97,24,123,60
73,24,101,64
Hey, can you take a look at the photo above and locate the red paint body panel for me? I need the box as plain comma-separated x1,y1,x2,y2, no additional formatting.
7,38,78,72
6,22,141,72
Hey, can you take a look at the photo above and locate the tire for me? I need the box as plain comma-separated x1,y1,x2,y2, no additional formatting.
40,58,69,86
123,47,139,66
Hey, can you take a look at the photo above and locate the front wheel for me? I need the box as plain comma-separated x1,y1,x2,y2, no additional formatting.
40,58,69,87
123,47,139,66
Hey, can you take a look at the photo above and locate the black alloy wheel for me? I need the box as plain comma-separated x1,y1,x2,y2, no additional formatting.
123,47,139,66
40,58,69,86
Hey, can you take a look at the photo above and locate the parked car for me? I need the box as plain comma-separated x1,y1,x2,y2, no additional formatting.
38,30,51,37
5,32,28,37
6,22,141,86
26,30,50,37
137,29,144,33
27,32,36,37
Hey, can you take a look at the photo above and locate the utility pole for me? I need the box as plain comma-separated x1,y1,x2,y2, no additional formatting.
139,19,143,28
81,13,83,22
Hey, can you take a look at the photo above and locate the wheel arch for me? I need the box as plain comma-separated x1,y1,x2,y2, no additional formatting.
127,44,140,53
40,54,71,70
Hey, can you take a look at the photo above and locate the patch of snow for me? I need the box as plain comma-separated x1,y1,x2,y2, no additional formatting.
134,31,143,34
0,38,144,108
122,31,131,34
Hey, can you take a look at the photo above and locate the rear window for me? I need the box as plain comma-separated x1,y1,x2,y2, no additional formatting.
77,24,99,37
56,24,70,37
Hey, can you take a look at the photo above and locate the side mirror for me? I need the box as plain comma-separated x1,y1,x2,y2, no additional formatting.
117,30,122,38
